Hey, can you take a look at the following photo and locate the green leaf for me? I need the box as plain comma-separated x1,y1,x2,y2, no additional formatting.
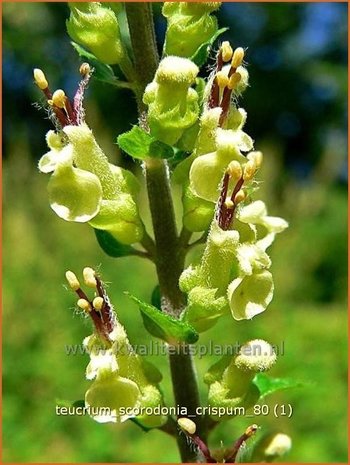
126,293,199,344
253,373,308,398
141,359,163,384
129,417,152,432
191,28,228,67
71,42,118,85
94,229,136,257
151,285,161,310
117,126,174,161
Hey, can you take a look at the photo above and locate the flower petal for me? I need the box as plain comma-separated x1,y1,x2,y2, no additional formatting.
262,215,289,233
228,270,274,321
238,200,267,224
86,350,118,381
85,374,141,423
236,243,271,275
48,164,102,222
38,144,73,174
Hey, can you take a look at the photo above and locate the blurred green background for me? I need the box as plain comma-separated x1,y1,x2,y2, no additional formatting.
3,2,347,463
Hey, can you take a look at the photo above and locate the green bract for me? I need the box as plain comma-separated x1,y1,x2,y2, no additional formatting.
67,2,124,65
84,324,166,427
162,2,220,57
143,56,200,145
38,124,143,245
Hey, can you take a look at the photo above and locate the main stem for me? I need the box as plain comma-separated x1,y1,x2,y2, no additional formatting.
125,3,205,462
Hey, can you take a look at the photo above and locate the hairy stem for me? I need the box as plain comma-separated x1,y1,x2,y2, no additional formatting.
125,3,205,461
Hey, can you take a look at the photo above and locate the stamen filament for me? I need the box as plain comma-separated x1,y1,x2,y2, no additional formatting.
208,48,224,108
225,424,258,462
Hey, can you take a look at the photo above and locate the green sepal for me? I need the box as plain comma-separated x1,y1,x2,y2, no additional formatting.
252,373,307,398
71,42,119,86
126,293,199,344
191,28,228,67
117,126,174,160
94,229,137,257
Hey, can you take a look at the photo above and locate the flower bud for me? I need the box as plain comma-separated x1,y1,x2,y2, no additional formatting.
155,56,199,87
222,340,276,396
206,339,276,419
67,2,124,65
162,2,220,57
235,339,277,372
143,57,199,145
